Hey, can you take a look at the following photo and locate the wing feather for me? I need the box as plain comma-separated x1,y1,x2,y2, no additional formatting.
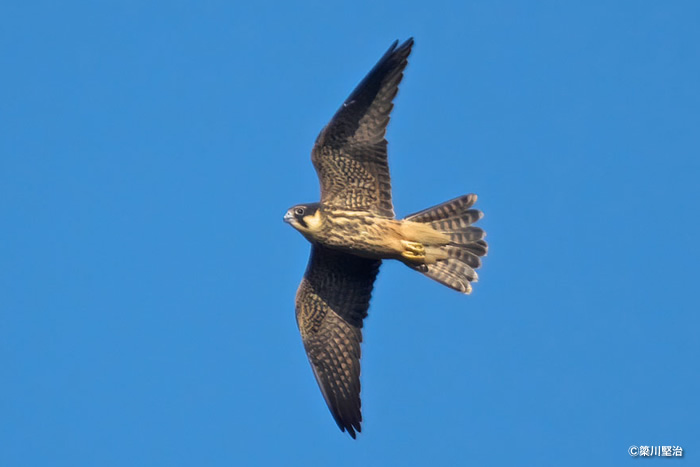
311,38,414,218
295,245,381,438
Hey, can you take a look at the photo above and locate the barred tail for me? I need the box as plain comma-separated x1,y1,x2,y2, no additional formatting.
404,194,488,294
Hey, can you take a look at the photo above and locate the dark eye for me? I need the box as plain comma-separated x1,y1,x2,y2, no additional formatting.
294,207,305,216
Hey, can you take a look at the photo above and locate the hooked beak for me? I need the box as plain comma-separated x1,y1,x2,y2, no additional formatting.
283,211,294,224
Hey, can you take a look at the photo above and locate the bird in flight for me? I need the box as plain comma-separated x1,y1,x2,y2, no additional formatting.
284,38,487,438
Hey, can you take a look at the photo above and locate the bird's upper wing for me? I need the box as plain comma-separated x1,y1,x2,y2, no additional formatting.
311,38,414,219
295,245,381,438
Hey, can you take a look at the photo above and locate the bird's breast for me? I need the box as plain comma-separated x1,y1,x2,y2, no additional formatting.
313,209,404,259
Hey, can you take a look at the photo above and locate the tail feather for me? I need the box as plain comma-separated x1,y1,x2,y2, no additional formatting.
425,211,482,231
463,239,488,257
445,245,482,269
406,194,478,223
422,260,476,294
440,226,485,245
404,194,487,294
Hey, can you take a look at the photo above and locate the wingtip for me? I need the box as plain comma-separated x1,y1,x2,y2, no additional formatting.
389,37,414,53
335,413,362,439
339,423,359,439
329,402,362,440
345,423,361,439
398,37,414,53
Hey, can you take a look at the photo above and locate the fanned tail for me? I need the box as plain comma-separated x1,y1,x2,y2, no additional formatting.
404,194,487,294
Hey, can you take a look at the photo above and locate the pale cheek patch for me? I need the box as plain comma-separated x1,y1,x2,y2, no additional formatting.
303,211,323,231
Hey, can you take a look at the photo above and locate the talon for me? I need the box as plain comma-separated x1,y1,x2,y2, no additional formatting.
401,240,425,261
406,241,425,255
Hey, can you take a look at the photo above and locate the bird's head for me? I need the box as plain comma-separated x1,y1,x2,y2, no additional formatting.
283,203,322,237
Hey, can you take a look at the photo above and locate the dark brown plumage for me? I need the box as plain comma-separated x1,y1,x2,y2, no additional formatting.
284,38,487,438
295,246,379,438
312,39,412,218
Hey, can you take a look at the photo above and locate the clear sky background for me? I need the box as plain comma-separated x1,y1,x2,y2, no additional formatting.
2,1,699,466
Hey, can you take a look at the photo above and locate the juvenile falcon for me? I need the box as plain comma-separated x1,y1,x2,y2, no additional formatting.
284,38,488,438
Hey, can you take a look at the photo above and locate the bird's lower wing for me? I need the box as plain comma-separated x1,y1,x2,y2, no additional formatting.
295,245,381,438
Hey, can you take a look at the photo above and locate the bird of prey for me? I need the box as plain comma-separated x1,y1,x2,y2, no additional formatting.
284,38,487,438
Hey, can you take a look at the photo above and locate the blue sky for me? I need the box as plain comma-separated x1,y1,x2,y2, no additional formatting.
2,1,699,466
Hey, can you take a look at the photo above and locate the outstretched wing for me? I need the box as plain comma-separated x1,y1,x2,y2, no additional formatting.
311,38,414,219
295,245,381,438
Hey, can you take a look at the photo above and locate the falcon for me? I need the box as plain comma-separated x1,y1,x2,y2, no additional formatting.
284,38,487,438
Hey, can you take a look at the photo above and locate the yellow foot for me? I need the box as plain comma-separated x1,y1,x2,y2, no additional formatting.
401,240,426,262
